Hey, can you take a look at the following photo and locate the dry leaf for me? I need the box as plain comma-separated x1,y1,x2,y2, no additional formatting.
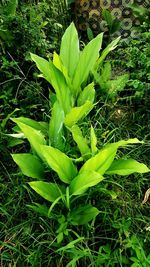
142,188,150,204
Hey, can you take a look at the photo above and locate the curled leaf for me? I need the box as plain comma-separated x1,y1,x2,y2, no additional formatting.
142,188,150,205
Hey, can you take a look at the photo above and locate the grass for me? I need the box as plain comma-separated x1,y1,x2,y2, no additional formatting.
1,8,150,266
1,98,150,266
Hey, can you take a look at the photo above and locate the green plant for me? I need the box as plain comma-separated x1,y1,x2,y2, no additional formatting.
93,61,129,100
111,31,150,104
29,23,121,150
10,115,150,244
0,0,18,52
0,0,73,129
125,235,150,266
30,24,102,122
9,23,150,248
102,9,121,37
0,0,72,56
128,1,150,28
0,0,71,142
87,9,121,43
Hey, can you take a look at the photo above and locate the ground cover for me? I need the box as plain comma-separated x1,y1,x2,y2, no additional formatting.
0,1,150,266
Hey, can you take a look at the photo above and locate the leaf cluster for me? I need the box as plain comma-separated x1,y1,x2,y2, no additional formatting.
111,31,150,103
9,23,150,247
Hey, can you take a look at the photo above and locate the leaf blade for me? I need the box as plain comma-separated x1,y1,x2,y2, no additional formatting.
30,53,52,84
69,205,100,225
60,22,80,79
79,145,117,175
70,125,91,158
12,116,48,135
73,33,103,96
31,53,72,114
12,153,44,179
49,101,65,150
90,125,98,155
95,36,121,69
106,159,150,175
11,119,46,160
40,145,77,184
77,82,95,106
69,170,104,195
80,138,143,175
64,100,93,128
29,181,64,202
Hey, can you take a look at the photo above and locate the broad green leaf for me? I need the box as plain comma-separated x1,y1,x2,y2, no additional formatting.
101,62,112,82
60,22,80,79
106,159,150,175
94,36,121,70
79,145,117,175
114,138,143,147
70,125,90,157
11,119,46,160
77,82,95,106
49,101,65,150
64,100,93,128
48,59,72,114
48,196,62,216
7,138,24,147
80,138,143,175
30,53,52,84
56,232,64,244
12,153,44,179
102,9,113,27
11,116,48,135
69,170,104,195
111,19,121,35
90,125,98,154
53,52,72,89
31,53,72,114
29,181,64,202
49,91,57,106
40,145,77,183
69,205,100,225
107,74,129,98
27,203,50,217
73,33,103,96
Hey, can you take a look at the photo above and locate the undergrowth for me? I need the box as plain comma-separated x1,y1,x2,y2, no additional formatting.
0,2,150,267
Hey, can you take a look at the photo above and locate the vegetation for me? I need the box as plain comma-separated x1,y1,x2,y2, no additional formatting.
1,1,150,266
